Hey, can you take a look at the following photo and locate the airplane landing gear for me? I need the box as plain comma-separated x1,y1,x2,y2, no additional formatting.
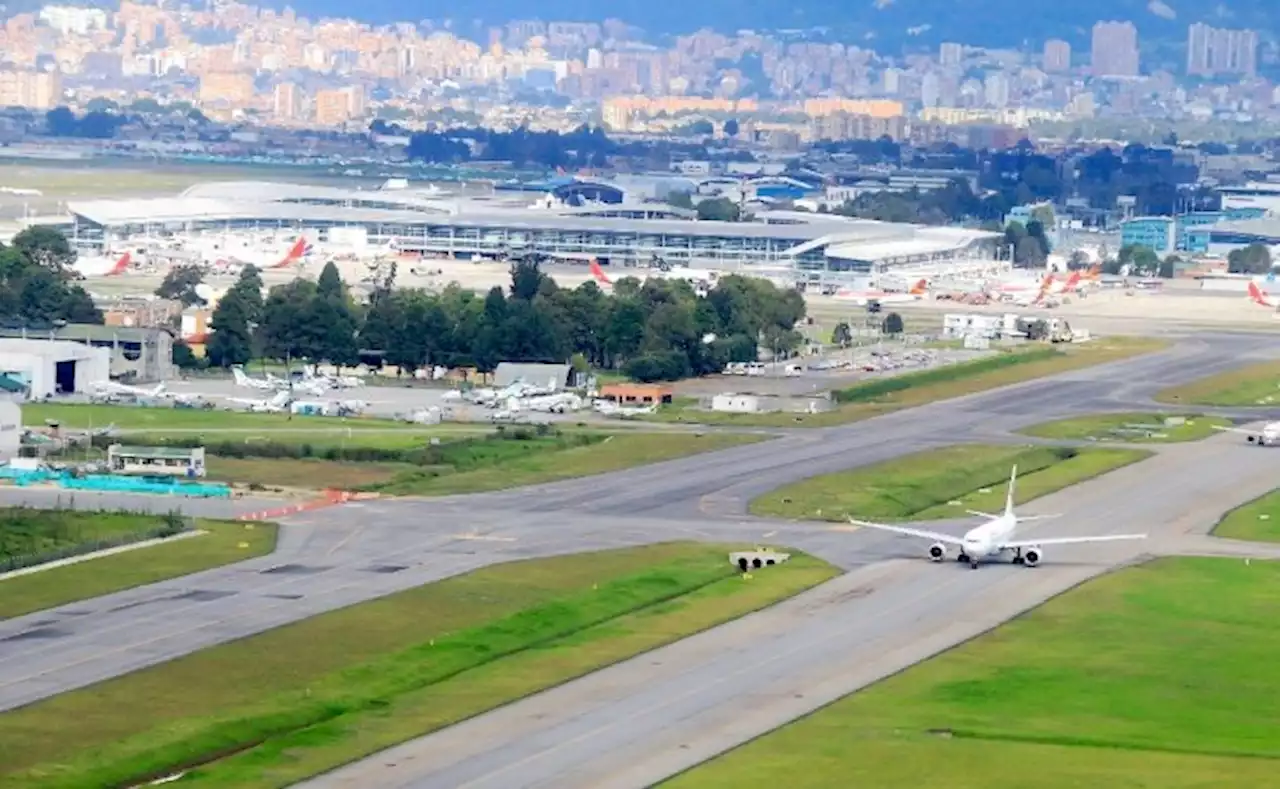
957,553,970,565
1011,548,1025,566
969,560,979,570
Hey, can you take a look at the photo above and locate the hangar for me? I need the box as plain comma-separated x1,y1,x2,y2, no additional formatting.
0,339,110,397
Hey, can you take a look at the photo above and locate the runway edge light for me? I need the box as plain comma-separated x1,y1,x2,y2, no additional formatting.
730,550,791,573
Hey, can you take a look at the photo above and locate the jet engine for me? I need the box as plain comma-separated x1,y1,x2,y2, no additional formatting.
1023,547,1042,567
928,542,947,562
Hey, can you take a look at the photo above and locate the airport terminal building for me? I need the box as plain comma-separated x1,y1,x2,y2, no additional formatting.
44,180,1004,288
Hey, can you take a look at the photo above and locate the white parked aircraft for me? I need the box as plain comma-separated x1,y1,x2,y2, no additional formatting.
90,380,165,401
232,365,328,397
594,400,657,417
232,365,284,392
1212,421,1280,446
227,391,292,413
848,466,1147,569
0,186,42,196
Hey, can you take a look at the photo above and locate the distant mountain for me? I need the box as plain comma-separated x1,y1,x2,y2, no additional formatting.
288,0,1276,51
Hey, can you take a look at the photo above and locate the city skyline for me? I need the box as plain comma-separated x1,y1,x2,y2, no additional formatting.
0,1,1271,147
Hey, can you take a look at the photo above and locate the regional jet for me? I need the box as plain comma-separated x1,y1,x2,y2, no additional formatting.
848,466,1147,569
1212,421,1280,446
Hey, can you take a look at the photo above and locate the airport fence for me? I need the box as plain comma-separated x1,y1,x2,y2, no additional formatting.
0,511,192,574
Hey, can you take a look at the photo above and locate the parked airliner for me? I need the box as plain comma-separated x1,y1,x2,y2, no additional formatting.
1213,421,1280,446
848,466,1147,569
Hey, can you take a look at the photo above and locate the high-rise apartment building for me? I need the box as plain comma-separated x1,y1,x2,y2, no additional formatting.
939,42,964,67
1043,39,1071,73
1091,21,1139,78
273,82,301,120
1187,23,1257,78
313,85,366,126
0,69,61,109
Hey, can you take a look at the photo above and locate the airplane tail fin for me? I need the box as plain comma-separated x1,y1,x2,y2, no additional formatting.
909,278,927,295
1063,271,1081,291
1248,281,1273,307
108,252,131,276
589,259,612,287
1005,465,1017,517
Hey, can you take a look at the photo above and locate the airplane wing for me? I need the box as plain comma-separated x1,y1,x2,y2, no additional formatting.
847,519,965,545
1000,533,1147,549
1211,426,1251,435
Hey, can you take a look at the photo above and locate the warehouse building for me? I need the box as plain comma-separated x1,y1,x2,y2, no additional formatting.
0,325,174,382
0,338,110,397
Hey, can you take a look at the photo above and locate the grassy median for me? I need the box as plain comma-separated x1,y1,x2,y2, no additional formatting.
1018,412,1230,443
0,519,277,620
0,542,837,789
1154,359,1280,406
661,557,1280,789
750,444,1151,522
1213,489,1280,543
370,432,764,495
646,337,1168,428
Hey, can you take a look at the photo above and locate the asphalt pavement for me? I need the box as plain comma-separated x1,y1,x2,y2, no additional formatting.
4,332,1280,785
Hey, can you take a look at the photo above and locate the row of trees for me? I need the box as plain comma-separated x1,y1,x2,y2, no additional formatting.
200,259,807,382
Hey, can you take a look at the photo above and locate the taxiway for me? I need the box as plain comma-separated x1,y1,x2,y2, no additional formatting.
3,332,1280,787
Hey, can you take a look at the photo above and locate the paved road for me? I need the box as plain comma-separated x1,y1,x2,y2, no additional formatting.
4,332,1280,783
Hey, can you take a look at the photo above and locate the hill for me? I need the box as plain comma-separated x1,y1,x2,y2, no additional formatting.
285,0,1274,51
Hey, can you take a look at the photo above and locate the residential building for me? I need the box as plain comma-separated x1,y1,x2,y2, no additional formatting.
273,82,301,121
0,70,61,109
1043,39,1071,73
939,42,964,67
1187,23,1257,78
1091,21,1139,78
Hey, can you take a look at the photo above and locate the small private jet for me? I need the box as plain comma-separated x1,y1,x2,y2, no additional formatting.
848,466,1147,569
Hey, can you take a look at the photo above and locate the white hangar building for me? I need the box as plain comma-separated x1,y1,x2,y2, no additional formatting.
0,338,111,398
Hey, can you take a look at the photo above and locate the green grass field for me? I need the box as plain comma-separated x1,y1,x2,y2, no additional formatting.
1212,489,1280,543
750,444,1150,522
22,403,483,436
1154,360,1280,406
0,509,169,564
661,557,1280,789
0,543,837,789
1019,412,1231,443
371,432,764,495
0,519,277,620
645,338,1168,428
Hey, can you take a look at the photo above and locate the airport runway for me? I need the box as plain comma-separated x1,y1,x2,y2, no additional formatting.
5,333,1280,783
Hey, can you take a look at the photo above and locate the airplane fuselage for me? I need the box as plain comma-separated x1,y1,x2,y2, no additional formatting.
961,514,1017,559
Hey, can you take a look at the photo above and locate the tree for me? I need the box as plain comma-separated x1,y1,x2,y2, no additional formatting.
1227,243,1272,275
172,340,205,370
508,258,546,301
723,118,740,137
1159,255,1179,279
231,265,264,325
1014,236,1047,268
205,288,255,368
696,197,741,222
12,227,74,274
831,321,853,347
155,264,205,306
667,191,695,210
882,312,905,335
316,261,345,302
